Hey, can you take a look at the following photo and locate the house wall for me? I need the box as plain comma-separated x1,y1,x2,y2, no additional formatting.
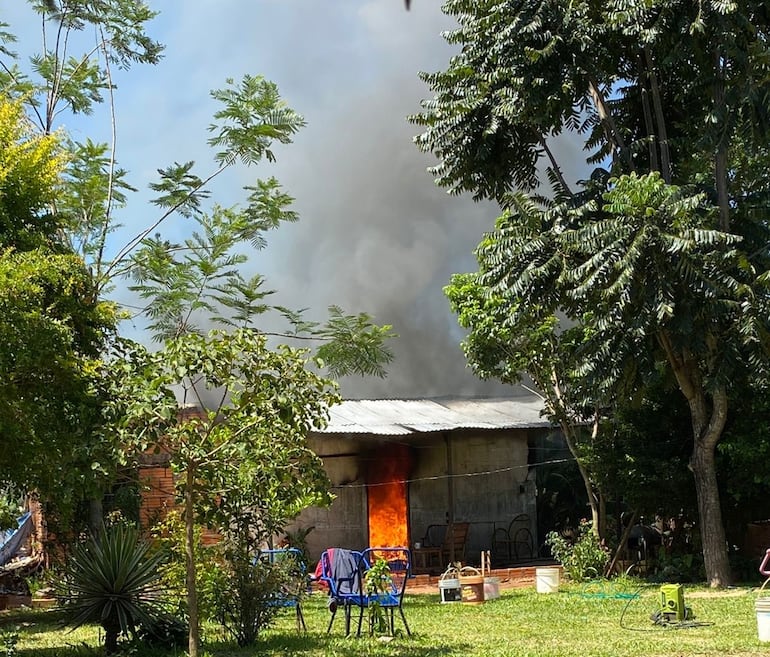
139,460,174,530
409,428,536,565
293,427,537,565
137,455,218,545
293,436,368,561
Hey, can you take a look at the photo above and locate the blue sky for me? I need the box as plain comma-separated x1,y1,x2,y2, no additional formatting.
10,1,524,399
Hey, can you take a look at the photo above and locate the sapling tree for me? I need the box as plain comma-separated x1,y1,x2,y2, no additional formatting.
445,270,609,538
104,328,339,656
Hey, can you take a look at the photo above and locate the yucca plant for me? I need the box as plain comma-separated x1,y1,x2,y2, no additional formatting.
56,523,167,654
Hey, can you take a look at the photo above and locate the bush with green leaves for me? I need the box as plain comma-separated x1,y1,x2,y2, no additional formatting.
56,524,167,655
134,613,189,650
213,545,303,647
652,548,705,584
0,627,18,657
0,488,23,532
283,525,314,570
546,520,610,582
150,510,225,624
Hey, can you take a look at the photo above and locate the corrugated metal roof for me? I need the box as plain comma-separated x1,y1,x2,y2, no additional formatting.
317,396,552,435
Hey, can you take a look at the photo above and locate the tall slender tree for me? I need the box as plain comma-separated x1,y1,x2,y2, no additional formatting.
104,329,338,657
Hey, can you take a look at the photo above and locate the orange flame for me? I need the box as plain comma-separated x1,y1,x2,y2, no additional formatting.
367,443,411,548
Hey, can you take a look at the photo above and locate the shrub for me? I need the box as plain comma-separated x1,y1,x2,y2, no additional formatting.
213,547,299,647
546,519,609,582
56,524,167,654
0,627,18,657
651,548,705,583
150,510,225,623
364,557,393,635
0,487,23,532
135,613,189,650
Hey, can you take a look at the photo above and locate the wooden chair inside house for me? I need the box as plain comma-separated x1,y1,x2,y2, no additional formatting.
413,522,470,574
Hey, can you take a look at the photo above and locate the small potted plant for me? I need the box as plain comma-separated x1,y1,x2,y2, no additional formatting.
363,558,393,635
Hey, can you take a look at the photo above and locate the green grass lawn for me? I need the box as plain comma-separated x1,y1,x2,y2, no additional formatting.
2,580,769,656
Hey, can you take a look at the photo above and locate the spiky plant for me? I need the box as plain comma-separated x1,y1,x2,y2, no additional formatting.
57,524,167,654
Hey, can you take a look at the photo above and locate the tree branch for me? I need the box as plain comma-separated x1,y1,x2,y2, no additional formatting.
638,53,659,172
644,46,672,183
588,76,633,171
657,329,696,401
713,49,730,231
95,28,118,292
539,135,574,198
103,161,230,282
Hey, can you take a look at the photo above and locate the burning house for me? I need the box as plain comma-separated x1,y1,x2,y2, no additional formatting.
291,395,555,567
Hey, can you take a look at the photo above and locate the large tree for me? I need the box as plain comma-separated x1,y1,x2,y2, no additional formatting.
414,1,770,586
0,97,116,521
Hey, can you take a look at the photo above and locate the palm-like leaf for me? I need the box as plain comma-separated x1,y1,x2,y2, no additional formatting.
57,524,167,652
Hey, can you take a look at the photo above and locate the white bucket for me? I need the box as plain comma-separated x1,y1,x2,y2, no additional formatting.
535,567,560,593
438,578,462,603
756,598,770,641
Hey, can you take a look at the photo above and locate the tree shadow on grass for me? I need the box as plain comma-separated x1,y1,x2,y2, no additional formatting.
16,646,101,657
204,631,471,657
4,601,473,657
0,607,69,636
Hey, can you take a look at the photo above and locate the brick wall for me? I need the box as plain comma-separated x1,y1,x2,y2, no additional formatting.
138,455,220,545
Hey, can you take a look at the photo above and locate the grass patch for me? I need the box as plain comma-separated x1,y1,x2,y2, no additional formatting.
1,580,768,656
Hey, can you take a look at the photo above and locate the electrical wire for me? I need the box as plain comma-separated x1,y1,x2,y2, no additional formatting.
329,456,575,490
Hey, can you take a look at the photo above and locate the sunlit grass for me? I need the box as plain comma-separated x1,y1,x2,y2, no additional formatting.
2,580,769,656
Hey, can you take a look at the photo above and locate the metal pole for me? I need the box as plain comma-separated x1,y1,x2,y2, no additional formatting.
445,432,455,562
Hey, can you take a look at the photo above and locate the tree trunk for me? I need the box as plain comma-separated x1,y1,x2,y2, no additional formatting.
548,369,603,539
185,467,200,657
598,492,607,541
643,47,671,183
690,440,731,587
715,143,730,231
103,619,120,655
538,134,574,197
560,421,602,537
605,510,636,577
658,333,732,586
712,49,730,231
88,497,103,537
587,76,632,170
687,381,731,587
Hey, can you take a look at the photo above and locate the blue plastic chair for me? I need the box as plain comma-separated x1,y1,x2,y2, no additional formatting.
258,548,308,631
359,547,412,637
319,547,411,637
318,548,365,635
